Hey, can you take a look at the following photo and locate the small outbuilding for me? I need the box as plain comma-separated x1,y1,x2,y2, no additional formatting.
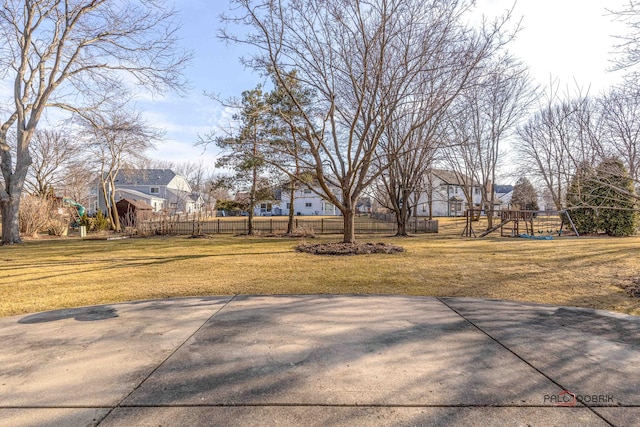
116,198,154,224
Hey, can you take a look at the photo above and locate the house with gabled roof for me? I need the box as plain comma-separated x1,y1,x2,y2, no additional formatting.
251,181,342,216
414,169,484,217
96,169,204,215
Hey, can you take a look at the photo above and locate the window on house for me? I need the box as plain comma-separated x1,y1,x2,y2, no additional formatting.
286,203,291,209
422,204,426,212
475,188,480,195
305,202,312,208
303,189,312,194
150,187,159,194
324,202,333,211
169,202,177,208
260,203,272,213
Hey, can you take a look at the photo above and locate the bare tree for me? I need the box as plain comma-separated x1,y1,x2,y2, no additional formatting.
59,161,94,209
0,0,190,244
374,107,442,236
26,129,79,197
373,7,518,236
444,55,536,228
600,84,640,183
515,85,603,211
221,0,516,243
81,107,163,231
174,161,210,195
610,1,640,74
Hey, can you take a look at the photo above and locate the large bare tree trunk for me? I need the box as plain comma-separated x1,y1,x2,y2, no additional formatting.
109,191,121,232
1,193,22,245
342,209,356,244
1,129,31,245
394,189,412,237
395,214,408,237
287,183,296,234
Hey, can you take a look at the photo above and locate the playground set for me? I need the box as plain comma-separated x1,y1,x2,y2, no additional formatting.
461,209,580,239
61,197,86,228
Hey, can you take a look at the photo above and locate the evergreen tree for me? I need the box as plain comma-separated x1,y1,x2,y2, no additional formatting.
566,159,638,236
566,162,599,234
594,158,638,236
265,70,314,234
510,177,539,210
216,86,270,235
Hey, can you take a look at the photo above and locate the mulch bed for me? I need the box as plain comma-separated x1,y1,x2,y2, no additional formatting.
623,279,640,298
295,242,405,255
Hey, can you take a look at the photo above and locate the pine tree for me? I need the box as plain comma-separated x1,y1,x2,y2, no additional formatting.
510,177,539,210
216,86,271,235
566,162,599,234
594,158,638,236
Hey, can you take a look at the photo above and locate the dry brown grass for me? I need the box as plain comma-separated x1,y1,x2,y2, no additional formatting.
1,217,639,317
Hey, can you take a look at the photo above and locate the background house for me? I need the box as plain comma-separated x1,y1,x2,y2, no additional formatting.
494,185,514,210
414,169,483,217
96,169,205,215
254,182,342,216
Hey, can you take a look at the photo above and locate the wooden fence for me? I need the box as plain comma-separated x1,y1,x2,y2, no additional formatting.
136,217,438,236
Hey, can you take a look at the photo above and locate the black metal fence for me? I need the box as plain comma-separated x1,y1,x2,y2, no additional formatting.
136,217,438,236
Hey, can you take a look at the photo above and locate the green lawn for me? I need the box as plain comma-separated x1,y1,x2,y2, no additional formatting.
1,221,639,317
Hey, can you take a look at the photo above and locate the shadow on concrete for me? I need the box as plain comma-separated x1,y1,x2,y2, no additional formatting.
103,295,608,426
19,306,119,324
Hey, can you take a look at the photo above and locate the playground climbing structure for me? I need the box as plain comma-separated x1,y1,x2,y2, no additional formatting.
462,209,580,238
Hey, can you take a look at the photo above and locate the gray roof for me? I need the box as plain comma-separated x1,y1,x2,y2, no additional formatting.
494,185,514,194
431,169,479,186
114,169,177,186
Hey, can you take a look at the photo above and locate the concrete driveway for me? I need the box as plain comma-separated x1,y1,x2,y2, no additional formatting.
0,295,638,426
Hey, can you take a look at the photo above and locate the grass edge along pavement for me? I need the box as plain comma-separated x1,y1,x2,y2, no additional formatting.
1,229,640,318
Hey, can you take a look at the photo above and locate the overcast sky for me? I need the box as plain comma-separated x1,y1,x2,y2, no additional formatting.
143,0,630,169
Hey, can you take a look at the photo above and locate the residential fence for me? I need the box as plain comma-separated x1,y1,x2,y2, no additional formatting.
135,216,438,236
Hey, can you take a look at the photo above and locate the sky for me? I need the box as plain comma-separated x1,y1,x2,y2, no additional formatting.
142,0,630,169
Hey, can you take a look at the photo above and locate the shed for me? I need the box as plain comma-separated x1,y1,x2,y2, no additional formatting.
116,198,154,224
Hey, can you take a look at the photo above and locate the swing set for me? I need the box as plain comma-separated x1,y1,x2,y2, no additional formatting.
462,209,580,238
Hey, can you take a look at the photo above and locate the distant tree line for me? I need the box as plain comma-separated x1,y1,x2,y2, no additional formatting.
208,0,640,239
4,0,640,244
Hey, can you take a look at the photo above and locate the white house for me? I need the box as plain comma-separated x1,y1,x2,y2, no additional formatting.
414,169,484,217
96,169,205,215
494,185,514,210
254,183,342,216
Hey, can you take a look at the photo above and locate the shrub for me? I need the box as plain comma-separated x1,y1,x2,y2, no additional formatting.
48,217,69,236
19,196,54,236
91,210,111,231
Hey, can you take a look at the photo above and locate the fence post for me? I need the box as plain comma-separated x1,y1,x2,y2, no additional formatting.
270,218,273,234
217,218,220,234
321,218,324,234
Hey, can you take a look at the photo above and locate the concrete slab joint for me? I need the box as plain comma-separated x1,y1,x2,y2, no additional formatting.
0,295,637,426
